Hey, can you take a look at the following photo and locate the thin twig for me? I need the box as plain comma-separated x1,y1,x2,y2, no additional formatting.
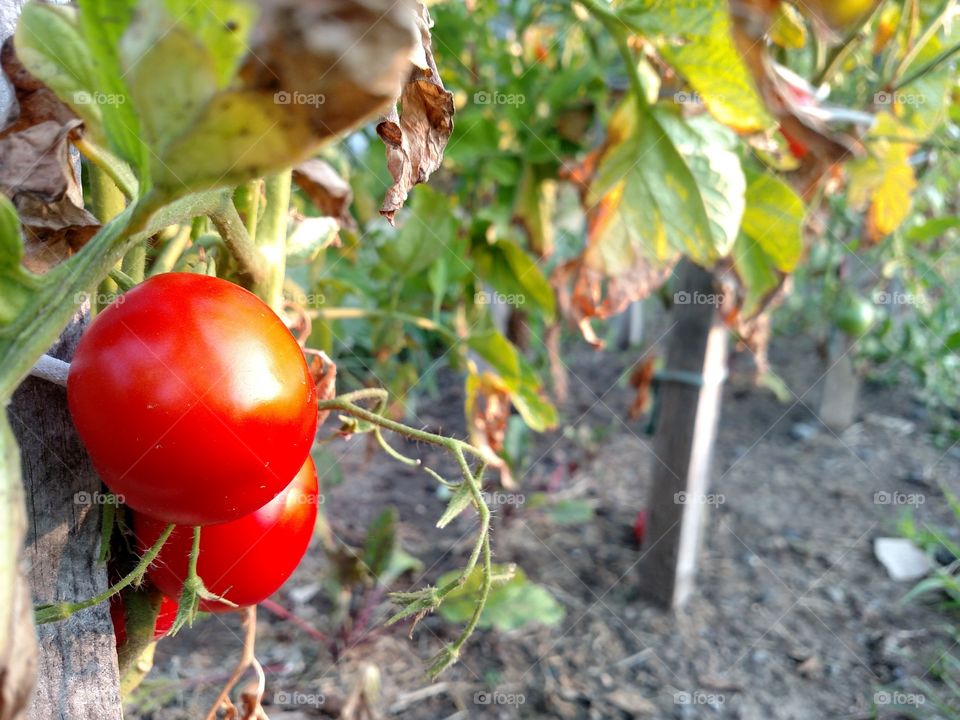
204,606,262,720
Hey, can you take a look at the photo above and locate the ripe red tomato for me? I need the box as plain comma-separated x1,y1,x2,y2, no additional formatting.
110,593,179,647
134,457,319,612
68,273,318,525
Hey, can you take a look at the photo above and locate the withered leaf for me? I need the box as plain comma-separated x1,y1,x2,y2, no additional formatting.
376,2,454,224
293,159,355,231
1,38,76,135
0,118,99,272
237,0,417,140
305,349,337,428
466,371,514,488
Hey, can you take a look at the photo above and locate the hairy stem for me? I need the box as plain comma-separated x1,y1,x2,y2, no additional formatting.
34,523,174,624
253,172,291,312
209,199,268,288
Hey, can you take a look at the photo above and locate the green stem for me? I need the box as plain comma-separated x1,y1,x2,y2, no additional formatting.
893,41,960,90
578,0,647,106
148,225,192,277
74,137,137,201
322,391,494,676
253,172,291,312
814,4,883,87
121,244,146,284
109,269,137,292
34,523,174,624
318,396,484,460
888,0,955,89
309,307,459,343
234,180,262,244
209,200,268,288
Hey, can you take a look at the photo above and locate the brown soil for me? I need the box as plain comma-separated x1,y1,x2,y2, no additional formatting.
137,334,960,720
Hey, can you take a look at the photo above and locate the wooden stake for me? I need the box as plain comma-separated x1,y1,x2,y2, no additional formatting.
640,261,728,609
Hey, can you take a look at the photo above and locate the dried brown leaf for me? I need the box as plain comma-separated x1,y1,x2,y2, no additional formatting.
293,159,356,231
1,39,76,135
305,349,337,429
627,356,657,422
0,118,99,272
467,372,514,488
237,0,418,139
376,2,454,224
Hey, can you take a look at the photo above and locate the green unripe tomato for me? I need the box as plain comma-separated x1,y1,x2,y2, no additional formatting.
834,295,877,336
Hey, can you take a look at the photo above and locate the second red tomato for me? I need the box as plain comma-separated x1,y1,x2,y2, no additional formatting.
134,457,319,612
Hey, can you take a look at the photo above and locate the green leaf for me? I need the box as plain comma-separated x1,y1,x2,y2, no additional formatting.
732,232,780,317
510,357,557,432
76,0,148,173
363,509,397,581
0,196,22,268
427,257,448,320
0,197,35,327
548,499,595,525
657,110,745,258
904,217,960,244
471,237,556,319
741,173,806,272
437,565,564,631
468,329,520,381
286,217,339,265
436,483,474,529
381,187,458,277
588,96,716,266
119,2,220,153
14,4,104,139
769,2,807,49
617,0,772,132
893,35,956,141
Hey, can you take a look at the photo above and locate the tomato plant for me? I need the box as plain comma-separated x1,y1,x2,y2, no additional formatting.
133,457,319,612
67,273,318,525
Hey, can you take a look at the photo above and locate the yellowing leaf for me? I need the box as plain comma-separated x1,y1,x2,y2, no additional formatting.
617,0,773,132
741,173,805,272
847,114,917,241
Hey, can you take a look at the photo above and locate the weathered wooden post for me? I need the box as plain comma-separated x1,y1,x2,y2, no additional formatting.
10,313,124,720
2,2,123,714
640,260,728,608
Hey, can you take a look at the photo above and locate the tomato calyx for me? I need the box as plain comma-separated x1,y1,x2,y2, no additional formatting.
168,526,238,635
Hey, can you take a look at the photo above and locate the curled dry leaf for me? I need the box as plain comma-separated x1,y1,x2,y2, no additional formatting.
305,349,337,428
293,159,356,231
627,355,657,422
729,0,868,198
0,119,99,272
1,41,99,272
466,371,514,489
376,2,454,224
